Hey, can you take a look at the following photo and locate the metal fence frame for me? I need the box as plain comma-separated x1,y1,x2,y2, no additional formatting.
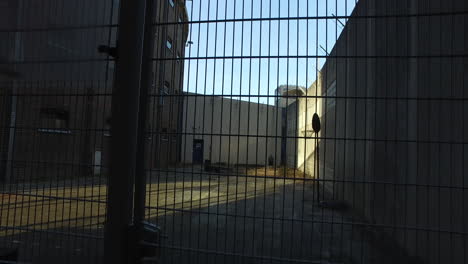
1,0,467,263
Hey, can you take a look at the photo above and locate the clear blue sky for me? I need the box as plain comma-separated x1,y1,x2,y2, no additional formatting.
183,0,357,104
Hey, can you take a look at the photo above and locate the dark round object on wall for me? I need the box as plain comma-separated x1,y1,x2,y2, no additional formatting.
312,113,321,133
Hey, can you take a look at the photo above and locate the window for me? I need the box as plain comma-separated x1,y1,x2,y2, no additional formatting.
38,107,71,134
169,0,174,7
161,128,169,142
166,37,173,51
164,81,171,93
160,81,170,105
104,116,111,137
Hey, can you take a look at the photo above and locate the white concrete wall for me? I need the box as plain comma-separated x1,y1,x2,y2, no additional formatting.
283,76,325,177
295,75,324,177
181,94,282,166
289,0,468,263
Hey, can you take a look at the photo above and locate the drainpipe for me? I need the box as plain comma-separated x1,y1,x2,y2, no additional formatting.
407,0,418,185
4,0,24,184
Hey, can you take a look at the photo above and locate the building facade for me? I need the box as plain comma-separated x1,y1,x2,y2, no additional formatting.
0,0,189,181
149,0,189,168
275,85,306,108
290,0,468,263
181,93,282,166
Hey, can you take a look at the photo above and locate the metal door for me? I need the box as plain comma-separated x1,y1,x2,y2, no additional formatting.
192,139,204,164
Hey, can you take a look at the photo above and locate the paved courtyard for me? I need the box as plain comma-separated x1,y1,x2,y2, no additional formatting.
1,168,404,263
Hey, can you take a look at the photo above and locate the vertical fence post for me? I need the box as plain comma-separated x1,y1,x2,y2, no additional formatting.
133,0,155,228
103,0,146,263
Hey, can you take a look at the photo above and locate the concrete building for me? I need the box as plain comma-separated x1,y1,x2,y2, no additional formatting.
275,85,306,108
149,0,189,168
275,85,307,166
290,0,468,263
181,94,282,166
0,0,189,181
0,0,120,182
285,75,324,172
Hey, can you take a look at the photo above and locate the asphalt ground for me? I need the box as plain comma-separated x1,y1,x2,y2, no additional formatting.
1,168,398,264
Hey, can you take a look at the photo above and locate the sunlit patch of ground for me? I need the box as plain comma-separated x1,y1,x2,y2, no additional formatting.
0,184,107,237
0,171,285,237
244,166,311,179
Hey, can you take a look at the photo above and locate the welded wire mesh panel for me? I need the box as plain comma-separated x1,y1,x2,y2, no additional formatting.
0,0,118,263
148,0,468,263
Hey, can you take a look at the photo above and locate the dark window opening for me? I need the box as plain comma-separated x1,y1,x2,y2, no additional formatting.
160,81,170,105
164,81,171,93
104,116,111,137
161,128,169,142
39,107,71,134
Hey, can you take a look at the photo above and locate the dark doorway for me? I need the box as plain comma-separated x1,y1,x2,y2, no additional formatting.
192,139,204,164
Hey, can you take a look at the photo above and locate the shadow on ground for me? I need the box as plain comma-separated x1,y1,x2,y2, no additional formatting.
147,171,410,264
1,169,414,264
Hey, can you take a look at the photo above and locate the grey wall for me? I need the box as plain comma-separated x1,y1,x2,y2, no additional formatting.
182,94,282,166
0,0,119,181
292,0,468,263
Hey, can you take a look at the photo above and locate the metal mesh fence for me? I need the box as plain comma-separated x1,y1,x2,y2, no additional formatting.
147,0,468,264
1,0,467,263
